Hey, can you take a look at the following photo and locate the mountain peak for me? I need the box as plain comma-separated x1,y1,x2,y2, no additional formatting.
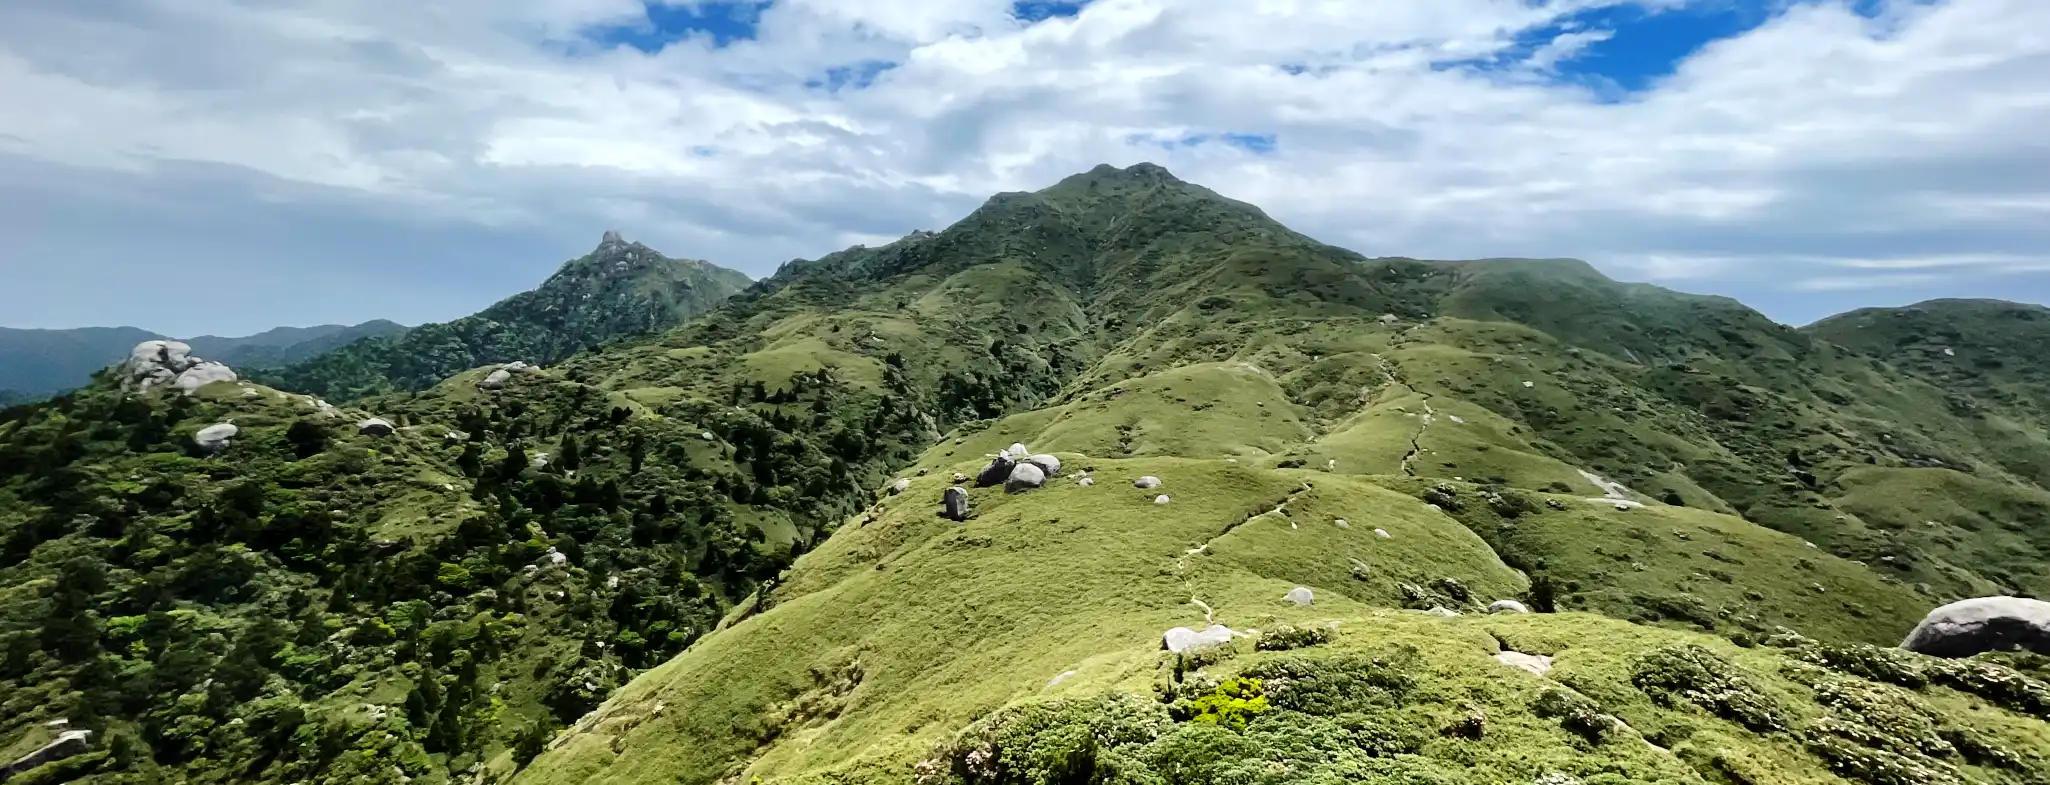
600,229,627,248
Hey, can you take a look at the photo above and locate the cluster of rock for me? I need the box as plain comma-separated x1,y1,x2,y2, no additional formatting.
122,340,236,395
975,443,1061,493
480,361,534,391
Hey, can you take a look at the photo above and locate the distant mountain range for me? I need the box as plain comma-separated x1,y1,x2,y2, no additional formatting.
0,320,407,403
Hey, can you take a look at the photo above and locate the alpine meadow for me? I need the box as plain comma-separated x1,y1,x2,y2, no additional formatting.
5,164,2050,785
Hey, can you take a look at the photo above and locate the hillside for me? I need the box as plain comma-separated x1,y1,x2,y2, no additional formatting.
3,164,2049,785
256,234,753,402
0,321,406,402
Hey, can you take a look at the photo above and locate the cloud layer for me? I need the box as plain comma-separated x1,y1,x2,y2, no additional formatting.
3,0,2047,334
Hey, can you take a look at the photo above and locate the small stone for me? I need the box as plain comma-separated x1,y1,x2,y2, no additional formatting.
700,432,715,441
1077,477,1095,486
1154,494,1171,505
952,472,968,482
1426,606,1461,617
1334,518,1350,529
1488,599,1530,614
1134,476,1162,489
1522,381,1535,388
1374,528,1391,539
1284,587,1315,606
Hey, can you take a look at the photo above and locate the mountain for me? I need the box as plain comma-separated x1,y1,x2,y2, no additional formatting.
0,321,408,402
255,233,754,402
186,320,411,369
2,165,2048,785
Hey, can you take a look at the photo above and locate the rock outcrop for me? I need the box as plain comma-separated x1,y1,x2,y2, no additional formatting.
1900,596,2050,657
193,423,238,453
1489,600,1531,614
122,340,238,395
479,361,532,391
943,487,970,521
4,729,92,779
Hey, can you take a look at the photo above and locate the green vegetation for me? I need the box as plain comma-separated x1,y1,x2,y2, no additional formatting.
6,164,2050,784
258,237,752,402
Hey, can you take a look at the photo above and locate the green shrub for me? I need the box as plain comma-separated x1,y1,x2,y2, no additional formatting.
1630,644,1788,732
1188,678,1270,731
1256,625,1333,652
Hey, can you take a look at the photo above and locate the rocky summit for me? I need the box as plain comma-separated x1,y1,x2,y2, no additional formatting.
3,164,2050,785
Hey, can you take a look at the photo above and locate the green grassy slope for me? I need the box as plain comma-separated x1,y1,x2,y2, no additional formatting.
512,166,2050,785
10,164,2050,785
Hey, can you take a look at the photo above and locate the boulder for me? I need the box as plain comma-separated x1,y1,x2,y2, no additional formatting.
358,418,397,437
1025,453,1062,477
1426,606,1461,617
888,478,911,495
1006,442,1030,459
174,361,238,394
976,455,1017,487
1284,587,1315,606
1134,476,1162,489
480,369,513,390
944,487,970,521
1489,599,1531,614
193,423,238,453
1900,596,2050,657
1077,477,1095,487
4,729,92,779
1153,495,1171,505
1163,624,1235,654
1374,528,1392,539
1493,651,1554,676
951,472,968,483
1006,462,1046,493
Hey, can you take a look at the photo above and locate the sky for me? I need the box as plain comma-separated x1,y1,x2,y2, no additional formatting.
2,0,2047,336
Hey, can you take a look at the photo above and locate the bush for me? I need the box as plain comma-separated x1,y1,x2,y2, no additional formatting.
1631,644,1787,732
1256,625,1333,652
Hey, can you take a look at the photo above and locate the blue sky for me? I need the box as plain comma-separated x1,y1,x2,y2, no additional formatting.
1,0,2045,336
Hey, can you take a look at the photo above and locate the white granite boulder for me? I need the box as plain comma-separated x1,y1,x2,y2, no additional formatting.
1488,599,1531,614
358,418,397,437
1163,624,1236,654
1284,587,1315,606
193,423,238,453
1901,596,2050,657
1006,462,1046,493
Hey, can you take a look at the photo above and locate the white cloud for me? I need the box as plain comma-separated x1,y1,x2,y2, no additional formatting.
1,0,2048,334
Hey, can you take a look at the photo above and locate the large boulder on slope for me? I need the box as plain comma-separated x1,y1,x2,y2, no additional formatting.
1005,462,1046,493
1025,454,1062,477
358,418,397,437
943,487,970,521
193,423,238,453
1900,596,2050,657
976,455,1017,487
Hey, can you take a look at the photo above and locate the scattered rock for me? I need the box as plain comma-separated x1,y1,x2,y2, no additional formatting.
193,422,238,453
1134,476,1162,489
1006,462,1046,493
1900,596,2050,657
1048,670,1078,687
1522,381,1535,388
1426,606,1461,617
700,432,716,441
531,453,551,469
1006,442,1030,458
1488,599,1531,614
358,418,396,437
951,472,968,482
480,369,513,390
1163,624,1236,654
1154,495,1171,505
1334,518,1350,529
1494,651,1554,676
888,478,911,495
1374,528,1392,539
1283,587,1315,606
1025,453,1062,477
1077,477,1095,487
943,487,971,521
545,548,568,567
